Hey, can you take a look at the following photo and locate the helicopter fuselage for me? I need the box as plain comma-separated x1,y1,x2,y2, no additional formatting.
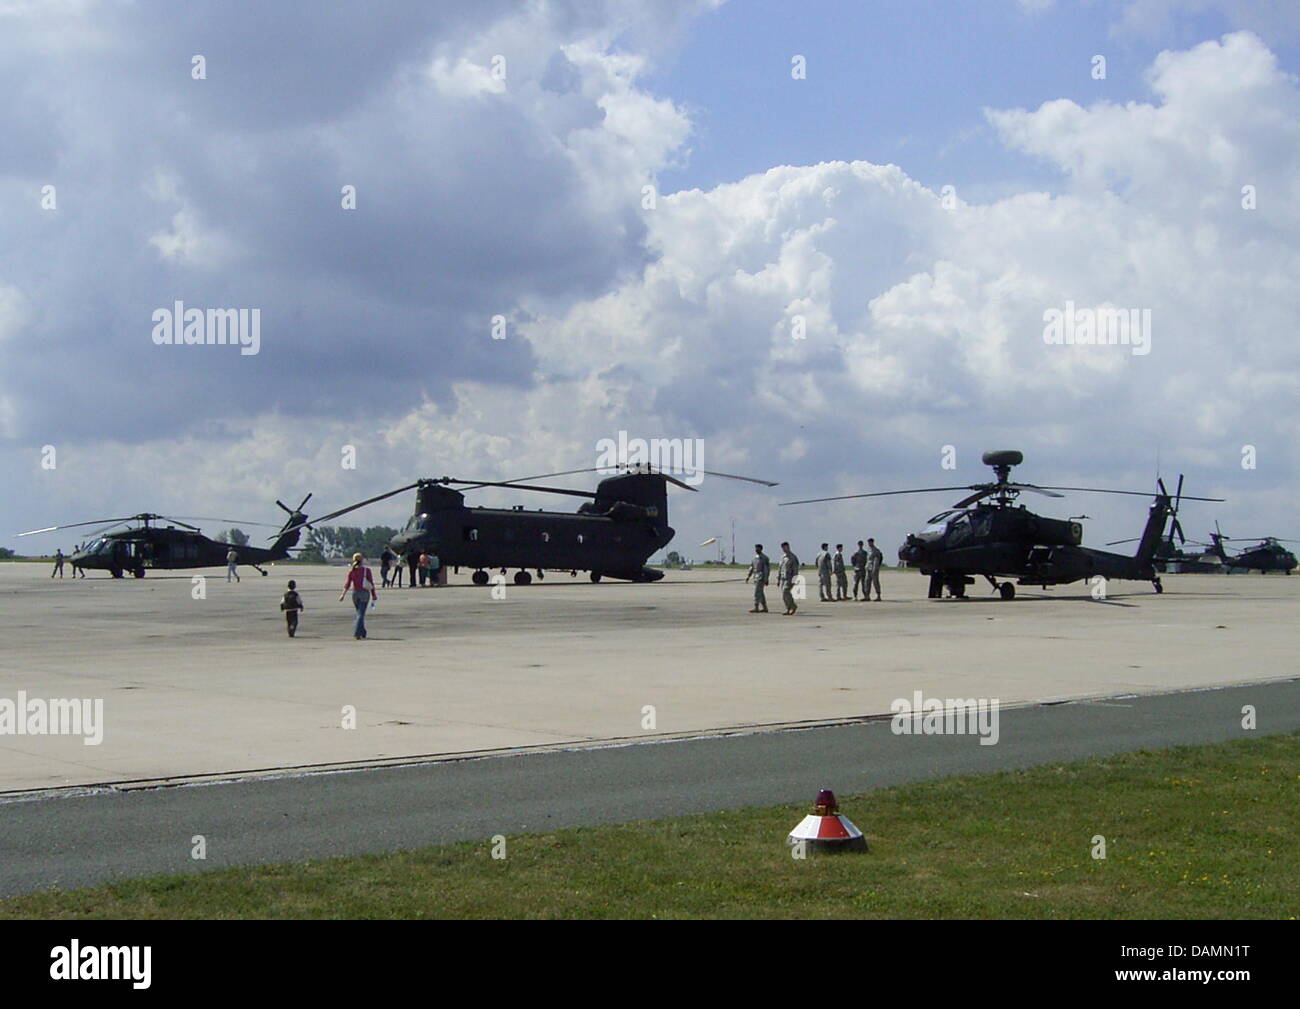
386,476,675,582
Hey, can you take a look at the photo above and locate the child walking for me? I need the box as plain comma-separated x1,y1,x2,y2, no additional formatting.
280,579,304,637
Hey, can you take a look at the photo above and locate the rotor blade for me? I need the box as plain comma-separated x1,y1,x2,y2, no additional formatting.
15,517,138,537
153,516,202,531
170,516,282,528
1105,538,1141,546
442,478,598,500
953,488,994,508
1007,484,1066,498
1036,485,1224,501
697,469,778,487
457,464,768,491
276,482,421,537
780,486,975,507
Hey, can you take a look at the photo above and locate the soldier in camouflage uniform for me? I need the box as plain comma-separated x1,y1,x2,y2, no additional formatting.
778,542,801,615
851,540,868,600
866,537,884,601
746,544,770,613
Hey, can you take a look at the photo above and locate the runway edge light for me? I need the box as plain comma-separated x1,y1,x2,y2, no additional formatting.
786,788,868,853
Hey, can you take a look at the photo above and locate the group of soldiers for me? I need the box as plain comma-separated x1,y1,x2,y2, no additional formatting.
745,539,884,615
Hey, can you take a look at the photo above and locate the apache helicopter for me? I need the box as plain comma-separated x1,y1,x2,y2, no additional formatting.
288,466,774,585
781,451,1222,599
16,495,312,578
1203,523,1298,574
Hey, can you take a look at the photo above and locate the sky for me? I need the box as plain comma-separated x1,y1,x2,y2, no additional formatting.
3,0,1298,562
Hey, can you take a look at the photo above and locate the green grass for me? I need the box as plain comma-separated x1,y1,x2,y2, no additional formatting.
3,734,1295,919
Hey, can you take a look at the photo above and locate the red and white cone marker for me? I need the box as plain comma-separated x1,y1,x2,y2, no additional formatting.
787,789,867,853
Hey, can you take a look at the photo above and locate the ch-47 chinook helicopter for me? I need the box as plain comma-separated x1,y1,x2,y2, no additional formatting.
287,466,775,585
781,451,1222,599
1204,523,1298,574
16,495,312,578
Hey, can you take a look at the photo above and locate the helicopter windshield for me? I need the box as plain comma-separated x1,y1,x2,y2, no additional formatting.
925,510,958,525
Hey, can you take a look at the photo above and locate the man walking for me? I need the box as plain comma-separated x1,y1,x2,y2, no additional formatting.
833,544,848,601
851,540,868,600
866,537,884,601
815,543,833,601
51,548,65,579
380,547,395,587
778,542,801,615
746,543,770,613
226,547,240,583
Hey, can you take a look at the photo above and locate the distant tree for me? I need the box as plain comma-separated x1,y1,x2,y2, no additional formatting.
226,528,250,547
0,547,14,559
361,526,399,557
666,551,683,566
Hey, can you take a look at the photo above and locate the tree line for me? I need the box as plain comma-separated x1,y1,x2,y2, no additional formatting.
296,526,400,563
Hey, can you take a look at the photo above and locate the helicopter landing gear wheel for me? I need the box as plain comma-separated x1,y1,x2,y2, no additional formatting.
110,567,123,579
947,577,966,599
999,582,1016,601
1153,577,1163,594
133,567,145,579
472,570,489,586
590,571,602,583
513,570,532,585
928,574,943,599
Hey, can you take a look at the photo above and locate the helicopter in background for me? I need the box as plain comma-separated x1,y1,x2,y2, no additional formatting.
287,466,775,585
1204,523,1297,574
781,451,1222,599
16,495,312,578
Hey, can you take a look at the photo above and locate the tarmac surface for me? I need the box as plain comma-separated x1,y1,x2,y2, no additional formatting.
1,562,1296,795
2,679,1296,896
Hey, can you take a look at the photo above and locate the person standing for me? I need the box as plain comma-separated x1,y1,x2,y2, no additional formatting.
339,553,377,639
380,547,395,588
866,537,884,601
778,542,801,615
418,551,431,587
833,544,848,601
815,543,833,602
392,555,404,588
280,579,304,637
851,540,868,600
226,547,240,583
746,544,770,613
51,548,65,579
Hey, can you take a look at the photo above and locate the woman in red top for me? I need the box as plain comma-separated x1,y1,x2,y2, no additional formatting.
339,553,378,639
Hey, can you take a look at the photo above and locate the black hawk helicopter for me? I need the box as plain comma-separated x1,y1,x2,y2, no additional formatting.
288,466,775,585
1204,523,1297,574
781,451,1222,599
16,494,312,578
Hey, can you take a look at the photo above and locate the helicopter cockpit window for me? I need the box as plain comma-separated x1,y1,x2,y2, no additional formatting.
926,510,957,525
945,512,974,546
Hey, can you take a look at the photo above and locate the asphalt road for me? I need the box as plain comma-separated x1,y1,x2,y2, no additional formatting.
1,678,1295,898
